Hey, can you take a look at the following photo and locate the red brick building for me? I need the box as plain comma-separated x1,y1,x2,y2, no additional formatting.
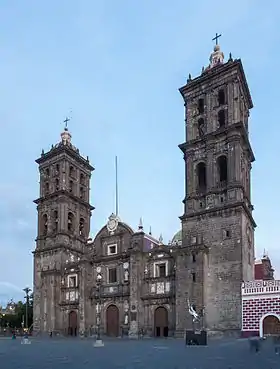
241,280,280,337
254,253,274,280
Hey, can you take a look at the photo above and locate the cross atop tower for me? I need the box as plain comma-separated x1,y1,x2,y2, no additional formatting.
64,117,70,130
212,32,222,45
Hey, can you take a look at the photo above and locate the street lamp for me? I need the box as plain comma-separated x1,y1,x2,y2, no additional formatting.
94,269,104,347
23,287,31,330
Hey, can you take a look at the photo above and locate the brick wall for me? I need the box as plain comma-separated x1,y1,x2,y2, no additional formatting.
242,296,280,335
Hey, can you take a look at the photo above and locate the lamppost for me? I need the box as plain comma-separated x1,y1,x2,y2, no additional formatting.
94,268,104,347
23,287,31,330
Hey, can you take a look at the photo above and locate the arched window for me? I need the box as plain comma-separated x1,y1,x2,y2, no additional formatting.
56,164,60,173
197,162,207,192
53,210,58,232
55,178,59,191
45,168,50,177
80,186,85,200
218,109,225,128
218,89,225,105
217,156,228,183
69,180,73,193
42,214,48,235
44,182,49,195
69,166,74,177
79,218,85,236
198,118,205,137
198,98,204,114
80,173,85,185
68,212,74,232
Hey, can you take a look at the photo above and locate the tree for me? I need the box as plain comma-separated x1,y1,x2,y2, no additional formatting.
0,297,33,329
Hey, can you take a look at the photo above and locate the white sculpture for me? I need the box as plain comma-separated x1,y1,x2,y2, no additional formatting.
124,269,129,281
124,314,128,325
187,299,200,322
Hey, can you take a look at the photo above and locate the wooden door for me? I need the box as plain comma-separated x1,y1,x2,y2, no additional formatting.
154,307,168,337
263,315,280,336
106,305,119,337
68,311,78,336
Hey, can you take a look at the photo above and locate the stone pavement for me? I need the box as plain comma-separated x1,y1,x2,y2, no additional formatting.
0,337,279,369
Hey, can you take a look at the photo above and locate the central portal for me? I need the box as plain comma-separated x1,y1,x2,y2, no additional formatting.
154,306,168,337
68,311,78,336
106,304,119,337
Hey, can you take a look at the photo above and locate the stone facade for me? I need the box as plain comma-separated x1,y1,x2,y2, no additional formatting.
242,280,280,337
33,43,256,337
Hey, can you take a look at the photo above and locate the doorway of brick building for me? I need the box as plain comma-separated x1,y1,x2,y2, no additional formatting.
263,315,280,336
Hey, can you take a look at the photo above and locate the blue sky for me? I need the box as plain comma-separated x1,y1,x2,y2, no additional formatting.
0,0,279,304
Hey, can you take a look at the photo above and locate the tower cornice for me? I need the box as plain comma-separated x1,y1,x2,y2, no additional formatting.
179,121,255,162
36,144,94,171
180,201,256,228
33,190,95,211
179,59,253,109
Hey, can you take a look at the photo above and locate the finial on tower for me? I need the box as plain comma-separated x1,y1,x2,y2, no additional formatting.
149,226,152,236
209,32,224,68
138,217,143,232
61,116,72,145
159,234,163,245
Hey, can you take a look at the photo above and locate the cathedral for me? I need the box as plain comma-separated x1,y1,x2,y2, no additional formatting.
33,40,256,338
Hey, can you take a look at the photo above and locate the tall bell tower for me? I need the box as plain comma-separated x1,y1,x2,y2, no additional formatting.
176,37,256,335
33,122,94,333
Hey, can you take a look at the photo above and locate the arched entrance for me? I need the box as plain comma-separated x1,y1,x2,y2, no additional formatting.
262,314,280,336
154,306,168,337
106,305,119,337
68,311,78,336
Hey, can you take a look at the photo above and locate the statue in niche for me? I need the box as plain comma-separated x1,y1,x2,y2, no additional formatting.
124,313,129,325
198,118,205,138
124,269,129,281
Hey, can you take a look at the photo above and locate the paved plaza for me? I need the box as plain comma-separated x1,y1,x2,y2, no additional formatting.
0,337,279,369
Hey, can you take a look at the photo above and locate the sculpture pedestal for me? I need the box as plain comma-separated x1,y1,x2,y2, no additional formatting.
21,338,31,345
185,330,207,346
93,339,104,347
128,321,138,339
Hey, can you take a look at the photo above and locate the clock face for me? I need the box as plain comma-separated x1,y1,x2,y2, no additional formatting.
96,266,101,273
108,219,117,230
107,214,118,232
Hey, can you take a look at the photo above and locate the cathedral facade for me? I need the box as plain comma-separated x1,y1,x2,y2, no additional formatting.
33,42,256,337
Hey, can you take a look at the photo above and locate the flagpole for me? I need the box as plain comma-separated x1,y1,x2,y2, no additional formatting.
115,156,119,216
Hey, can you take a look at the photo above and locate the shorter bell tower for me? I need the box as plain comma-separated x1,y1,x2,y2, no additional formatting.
33,122,94,333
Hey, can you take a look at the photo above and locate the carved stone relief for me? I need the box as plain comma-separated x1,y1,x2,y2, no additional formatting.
206,194,214,208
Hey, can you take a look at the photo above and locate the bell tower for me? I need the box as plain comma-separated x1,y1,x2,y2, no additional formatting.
176,37,256,335
33,121,94,333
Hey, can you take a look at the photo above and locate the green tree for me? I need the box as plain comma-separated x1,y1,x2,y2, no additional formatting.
0,297,33,329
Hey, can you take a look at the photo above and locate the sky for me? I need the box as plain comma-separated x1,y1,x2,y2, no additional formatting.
0,0,279,304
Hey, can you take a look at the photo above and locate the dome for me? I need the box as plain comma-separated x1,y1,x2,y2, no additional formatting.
171,229,182,245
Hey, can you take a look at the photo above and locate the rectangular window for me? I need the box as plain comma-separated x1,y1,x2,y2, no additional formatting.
68,275,77,287
107,244,117,255
192,272,196,282
155,262,168,277
159,264,166,277
108,268,117,283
